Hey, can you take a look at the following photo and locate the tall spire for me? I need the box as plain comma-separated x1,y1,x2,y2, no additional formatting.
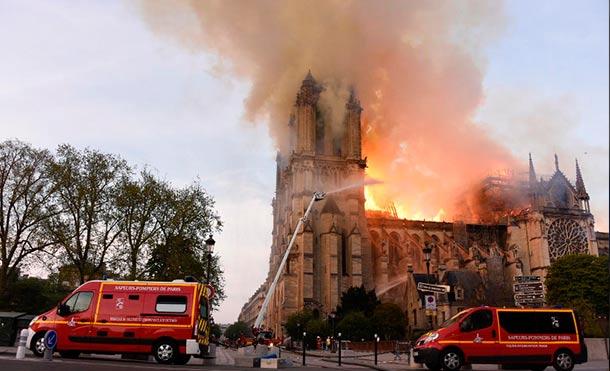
346,87,363,113
528,153,537,184
554,153,559,172
575,159,589,200
296,70,322,106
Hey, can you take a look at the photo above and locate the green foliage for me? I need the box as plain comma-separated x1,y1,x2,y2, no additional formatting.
47,144,130,284
371,303,406,340
0,141,225,314
1,276,71,313
224,321,252,341
285,309,314,340
210,322,222,339
337,311,373,341
336,285,380,317
304,318,330,348
146,235,225,308
114,170,167,280
546,254,609,337
0,140,58,302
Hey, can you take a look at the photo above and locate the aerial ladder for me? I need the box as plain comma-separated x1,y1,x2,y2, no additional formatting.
252,192,326,338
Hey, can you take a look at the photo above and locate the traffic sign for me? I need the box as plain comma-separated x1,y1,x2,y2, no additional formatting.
425,295,437,310
513,275,541,283
513,282,544,292
514,293,545,301
44,330,57,350
417,282,450,293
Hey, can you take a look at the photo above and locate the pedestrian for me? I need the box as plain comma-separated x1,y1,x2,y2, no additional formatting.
393,340,401,360
326,337,331,352
405,340,412,365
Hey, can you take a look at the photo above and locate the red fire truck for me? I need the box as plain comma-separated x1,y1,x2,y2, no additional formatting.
413,306,587,371
27,280,215,364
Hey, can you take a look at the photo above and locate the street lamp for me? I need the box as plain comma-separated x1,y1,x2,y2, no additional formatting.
302,331,307,365
205,235,216,284
329,311,336,338
422,239,434,330
422,242,432,284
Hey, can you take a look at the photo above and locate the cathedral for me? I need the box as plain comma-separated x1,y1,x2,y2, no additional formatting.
238,72,607,335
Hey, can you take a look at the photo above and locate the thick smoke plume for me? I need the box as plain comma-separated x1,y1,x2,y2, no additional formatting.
138,0,521,221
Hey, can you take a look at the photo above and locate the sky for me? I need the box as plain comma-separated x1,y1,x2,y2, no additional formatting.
0,0,607,324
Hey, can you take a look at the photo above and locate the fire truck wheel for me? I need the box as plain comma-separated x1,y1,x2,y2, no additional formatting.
153,340,178,364
440,349,463,371
174,354,191,365
553,349,574,371
30,332,46,357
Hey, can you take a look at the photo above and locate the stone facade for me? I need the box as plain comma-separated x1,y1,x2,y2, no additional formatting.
259,72,373,334
239,72,606,335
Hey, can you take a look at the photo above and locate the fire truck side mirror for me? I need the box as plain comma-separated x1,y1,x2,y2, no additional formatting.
57,303,70,316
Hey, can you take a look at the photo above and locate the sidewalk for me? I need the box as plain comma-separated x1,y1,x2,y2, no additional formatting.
293,348,610,371
286,348,424,370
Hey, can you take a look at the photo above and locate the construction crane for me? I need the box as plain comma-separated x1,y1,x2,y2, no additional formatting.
253,191,326,329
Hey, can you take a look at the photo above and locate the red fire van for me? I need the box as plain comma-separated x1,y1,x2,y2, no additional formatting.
26,280,215,364
413,306,587,371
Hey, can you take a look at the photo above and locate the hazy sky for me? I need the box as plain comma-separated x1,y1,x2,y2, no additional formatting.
1,1,607,323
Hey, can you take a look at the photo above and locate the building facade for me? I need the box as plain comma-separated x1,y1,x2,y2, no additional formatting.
239,72,606,335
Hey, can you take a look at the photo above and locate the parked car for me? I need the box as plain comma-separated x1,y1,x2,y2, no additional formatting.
413,306,587,371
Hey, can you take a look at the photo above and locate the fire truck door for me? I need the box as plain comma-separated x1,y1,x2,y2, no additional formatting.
455,309,499,362
57,291,95,351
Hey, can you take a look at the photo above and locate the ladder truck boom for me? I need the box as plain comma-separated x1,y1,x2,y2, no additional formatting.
253,191,326,329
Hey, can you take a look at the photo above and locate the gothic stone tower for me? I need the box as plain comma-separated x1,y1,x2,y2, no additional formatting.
507,154,599,279
265,72,373,334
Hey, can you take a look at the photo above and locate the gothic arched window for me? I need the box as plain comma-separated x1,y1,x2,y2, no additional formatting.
547,218,588,261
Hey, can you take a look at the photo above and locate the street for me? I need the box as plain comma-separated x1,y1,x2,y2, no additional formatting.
0,347,608,371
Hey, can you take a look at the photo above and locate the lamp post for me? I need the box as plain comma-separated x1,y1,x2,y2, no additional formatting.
338,332,342,366
422,240,433,330
205,235,215,284
374,334,379,365
302,331,307,366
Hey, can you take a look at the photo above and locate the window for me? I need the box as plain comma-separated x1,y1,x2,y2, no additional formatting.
156,295,187,313
455,287,464,301
461,310,493,332
341,239,348,275
441,309,470,328
64,292,93,313
499,311,576,334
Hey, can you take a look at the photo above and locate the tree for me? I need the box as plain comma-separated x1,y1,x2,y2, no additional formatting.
304,318,330,348
210,322,222,339
147,181,224,306
546,254,609,336
155,181,222,248
46,145,130,284
224,321,252,341
285,309,314,340
336,311,373,342
146,235,225,308
114,170,166,279
0,140,59,300
1,276,71,313
371,303,406,340
336,285,380,318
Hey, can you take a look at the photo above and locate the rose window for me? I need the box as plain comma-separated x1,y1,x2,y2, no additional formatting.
547,218,588,261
